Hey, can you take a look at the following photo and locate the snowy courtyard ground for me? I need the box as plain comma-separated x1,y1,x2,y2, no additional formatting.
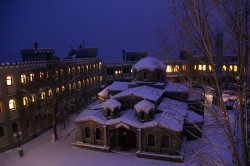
0,97,235,166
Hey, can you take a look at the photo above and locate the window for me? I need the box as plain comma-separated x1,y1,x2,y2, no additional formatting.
141,112,145,120
162,135,170,148
100,76,102,82
30,73,34,82
229,65,233,71
41,92,45,99
67,67,71,74
86,65,89,72
148,134,155,146
55,70,58,76
69,84,71,91
73,82,76,89
62,86,65,91
166,65,173,72
48,89,52,96
21,74,26,84
107,109,111,117
182,65,187,71
194,65,197,70
222,65,226,71
85,127,90,138
144,72,147,80
6,76,12,86
56,87,60,94
0,103,2,112
46,71,49,78
32,95,36,103
202,65,206,71
174,65,179,72
234,65,237,72
9,99,16,110
99,62,102,69
40,71,44,79
82,80,85,88
157,72,160,81
208,65,212,71
78,81,81,88
12,123,17,133
198,65,202,71
72,67,75,74
95,128,101,140
23,96,28,106
60,69,64,75
0,127,4,137
77,66,81,73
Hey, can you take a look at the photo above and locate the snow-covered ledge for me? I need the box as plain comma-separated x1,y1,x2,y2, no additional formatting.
72,141,110,152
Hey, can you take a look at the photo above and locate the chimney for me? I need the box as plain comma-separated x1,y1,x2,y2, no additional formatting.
34,42,38,49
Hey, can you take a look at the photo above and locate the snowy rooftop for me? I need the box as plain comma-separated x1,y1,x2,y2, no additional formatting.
186,110,203,124
132,57,165,71
98,82,130,98
188,88,205,101
164,81,189,92
157,98,187,117
102,99,121,111
134,100,155,113
112,85,164,102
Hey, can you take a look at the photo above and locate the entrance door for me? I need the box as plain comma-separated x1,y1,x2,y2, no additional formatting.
119,128,136,150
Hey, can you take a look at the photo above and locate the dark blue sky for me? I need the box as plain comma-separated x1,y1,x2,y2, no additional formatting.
0,0,172,63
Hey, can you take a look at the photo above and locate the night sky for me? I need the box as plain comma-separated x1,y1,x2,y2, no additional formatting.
0,0,172,63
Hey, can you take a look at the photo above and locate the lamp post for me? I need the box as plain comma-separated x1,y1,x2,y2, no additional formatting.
14,131,23,157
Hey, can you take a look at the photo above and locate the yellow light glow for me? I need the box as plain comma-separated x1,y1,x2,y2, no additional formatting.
9,99,16,110
6,76,12,85
23,96,28,106
166,65,173,72
222,65,226,71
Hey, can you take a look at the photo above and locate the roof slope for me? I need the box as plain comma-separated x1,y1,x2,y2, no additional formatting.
132,57,165,71
102,99,121,111
134,100,155,112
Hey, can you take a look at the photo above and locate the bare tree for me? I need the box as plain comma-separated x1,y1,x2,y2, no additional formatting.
160,0,249,165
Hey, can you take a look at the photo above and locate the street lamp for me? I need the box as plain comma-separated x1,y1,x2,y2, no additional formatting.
14,131,23,157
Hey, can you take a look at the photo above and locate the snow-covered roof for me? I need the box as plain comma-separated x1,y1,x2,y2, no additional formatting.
98,85,111,98
98,82,130,98
112,85,164,102
134,100,155,113
186,110,203,124
164,81,189,92
102,99,121,111
188,88,205,101
132,57,165,71
157,98,187,117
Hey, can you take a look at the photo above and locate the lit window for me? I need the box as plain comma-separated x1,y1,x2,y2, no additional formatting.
131,69,133,73
6,76,12,86
21,74,26,84
0,103,2,112
198,65,202,71
72,67,75,74
9,99,16,110
56,87,60,94
209,65,212,71
166,65,173,72
115,70,118,74
202,65,206,71
46,71,49,78
82,80,85,87
40,72,44,79
69,84,71,91
99,62,102,69
234,65,237,72
77,66,81,73
174,65,179,72
78,81,81,88
182,65,187,71
229,65,233,71
222,65,226,71
194,65,197,70
82,65,84,72
62,86,65,91
73,82,76,89
48,89,52,96
67,68,71,74
41,92,45,99
55,70,58,76
100,76,102,81
30,73,34,82
23,96,28,106
86,65,88,72
32,95,36,102
60,69,63,75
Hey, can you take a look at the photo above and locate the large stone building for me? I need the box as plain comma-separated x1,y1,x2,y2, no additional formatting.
72,57,204,161
0,43,102,152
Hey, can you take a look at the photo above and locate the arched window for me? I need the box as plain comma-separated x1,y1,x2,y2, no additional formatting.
107,109,111,117
114,109,118,117
40,71,44,79
56,87,60,94
141,112,145,120
78,81,81,88
60,69,64,75
73,82,76,89
162,135,170,148
82,80,85,88
72,67,75,74
41,92,45,99
77,66,81,73
32,95,36,103
46,71,49,78
62,85,65,91
148,134,155,146
12,123,17,133
69,84,71,91
96,128,101,140
30,73,34,82
67,67,71,74
85,127,90,138
6,76,12,86
234,65,237,72
9,99,16,110
0,127,4,137
157,72,160,81
23,96,28,106
144,72,147,80
21,74,26,84
48,89,52,96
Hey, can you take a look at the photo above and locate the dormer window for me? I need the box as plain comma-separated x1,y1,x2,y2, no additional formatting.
141,112,145,121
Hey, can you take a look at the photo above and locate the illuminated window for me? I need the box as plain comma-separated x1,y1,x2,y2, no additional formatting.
30,73,34,82
41,92,45,99
21,74,26,84
48,89,52,96
202,65,206,71
0,103,2,112
194,65,197,70
46,71,49,78
6,76,12,86
100,76,102,82
174,65,179,72
182,65,187,71
115,70,118,74
209,65,212,71
198,65,202,71
82,65,84,72
87,79,89,86
60,69,63,75
69,84,71,91
72,67,75,74
229,65,233,71
67,67,71,74
86,65,88,72
73,82,76,89
234,65,237,72
62,86,65,91
77,66,81,73
9,99,16,110
222,65,226,71
55,70,58,76
82,80,85,87
23,96,28,106
56,87,60,94
78,81,81,88
166,65,173,72
40,72,44,79
131,69,133,73
32,95,36,102
99,62,102,69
